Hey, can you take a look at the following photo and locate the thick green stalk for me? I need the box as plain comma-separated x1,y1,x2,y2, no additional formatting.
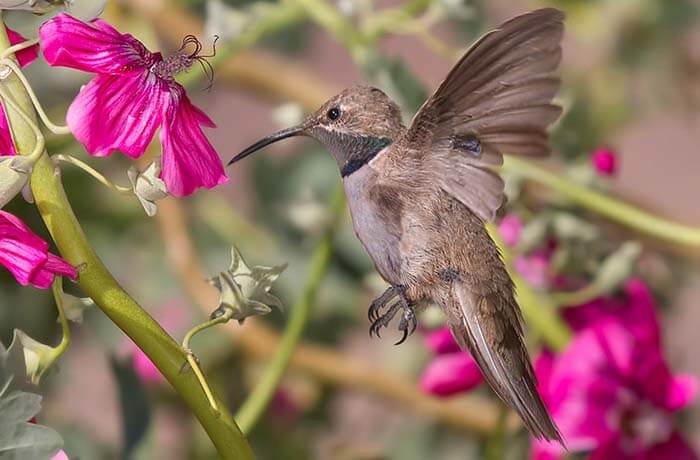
0,19,253,460
503,156,700,248
235,186,346,433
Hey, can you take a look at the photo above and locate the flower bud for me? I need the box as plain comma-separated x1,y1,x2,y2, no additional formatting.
208,247,286,323
0,156,32,209
591,147,618,176
128,158,168,217
12,329,55,385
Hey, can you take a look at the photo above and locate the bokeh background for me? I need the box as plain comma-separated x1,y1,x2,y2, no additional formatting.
2,0,700,458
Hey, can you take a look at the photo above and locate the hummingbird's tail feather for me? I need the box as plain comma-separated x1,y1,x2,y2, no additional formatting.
446,282,563,444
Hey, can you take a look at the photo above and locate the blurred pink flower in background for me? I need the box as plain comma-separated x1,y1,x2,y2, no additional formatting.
498,214,523,247
563,278,661,346
0,28,38,156
123,302,191,385
514,252,550,289
39,14,227,196
0,210,76,288
591,147,618,176
419,327,483,396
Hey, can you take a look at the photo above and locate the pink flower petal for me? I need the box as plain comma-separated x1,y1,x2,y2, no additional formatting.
28,253,78,289
664,375,698,412
591,147,617,176
40,13,152,75
160,88,227,196
514,253,550,288
51,450,69,460
424,327,461,354
645,432,699,460
66,74,167,158
419,352,483,396
498,214,523,247
7,28,38,68
0,28,38,157
0,211,76,288
0,103,16,156
132,348,164,385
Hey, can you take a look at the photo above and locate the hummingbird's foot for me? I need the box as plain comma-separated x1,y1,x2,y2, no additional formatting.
395,305,417,346
367,285,399,322
369,300,402,338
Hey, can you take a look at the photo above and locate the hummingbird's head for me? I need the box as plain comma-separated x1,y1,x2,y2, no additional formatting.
229,86,405,176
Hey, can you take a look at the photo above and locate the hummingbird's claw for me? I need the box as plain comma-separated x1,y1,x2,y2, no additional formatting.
369,299,402,339
394,329,409,346
395,306,417,346
367,286,399,321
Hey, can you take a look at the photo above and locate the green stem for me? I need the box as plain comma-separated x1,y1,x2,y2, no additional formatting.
235,185,346,433
0,18,253,460
2,59,71,135
550,283,606,308
36,279,72,383
181,310,235,414
502,156,700,248
52,154,133,195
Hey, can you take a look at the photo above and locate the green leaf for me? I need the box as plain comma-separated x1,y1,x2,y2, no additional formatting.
110,358,151,459
0,340,63,460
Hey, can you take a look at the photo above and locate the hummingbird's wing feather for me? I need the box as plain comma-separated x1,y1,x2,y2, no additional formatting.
446,281,562,443
399,8,564,221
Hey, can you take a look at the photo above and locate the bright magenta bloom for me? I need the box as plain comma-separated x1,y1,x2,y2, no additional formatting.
419,327,484,396
533,281,697,460
39,14,228,196
591,147,618,176
0,28,38,156
0,211,77,288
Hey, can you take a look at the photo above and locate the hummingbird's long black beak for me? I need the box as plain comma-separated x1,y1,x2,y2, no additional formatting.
228,125,305,166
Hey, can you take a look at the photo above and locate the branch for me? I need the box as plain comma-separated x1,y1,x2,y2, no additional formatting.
0,16,253,460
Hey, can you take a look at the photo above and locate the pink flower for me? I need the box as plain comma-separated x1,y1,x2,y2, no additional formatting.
0,210,77,288
419,327,484,396
0,28,38,156
514,252,550,289
132,348,163,385
563,278,660,347
51,450,69,460
122,302,191,385
39,14,228,196
498,214,523,247
591,147,617,176
532,320,697,460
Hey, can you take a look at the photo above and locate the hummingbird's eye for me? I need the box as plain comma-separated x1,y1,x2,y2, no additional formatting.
327,107,340,121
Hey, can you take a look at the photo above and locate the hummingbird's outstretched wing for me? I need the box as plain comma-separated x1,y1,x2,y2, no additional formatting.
399,8,564,222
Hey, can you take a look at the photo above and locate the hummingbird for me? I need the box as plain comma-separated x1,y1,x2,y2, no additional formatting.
229,8,565,443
